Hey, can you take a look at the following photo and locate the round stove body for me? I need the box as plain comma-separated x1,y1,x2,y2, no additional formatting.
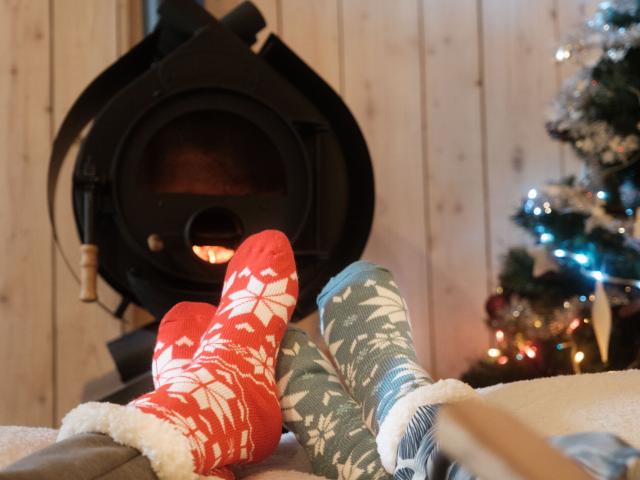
69,6,373,320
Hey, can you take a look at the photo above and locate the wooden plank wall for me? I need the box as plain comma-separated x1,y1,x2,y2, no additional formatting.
0,0,52,427
0,0,602,426
52,0,124,424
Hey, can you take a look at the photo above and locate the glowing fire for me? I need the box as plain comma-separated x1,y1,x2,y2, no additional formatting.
192,245,235,264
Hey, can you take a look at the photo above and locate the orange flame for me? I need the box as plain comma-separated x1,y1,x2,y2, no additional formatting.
192,245,235,264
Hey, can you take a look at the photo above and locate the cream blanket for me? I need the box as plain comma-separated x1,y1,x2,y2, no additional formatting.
1,369,639,478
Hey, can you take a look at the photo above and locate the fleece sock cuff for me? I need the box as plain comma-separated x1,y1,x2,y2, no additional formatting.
377,380,478,473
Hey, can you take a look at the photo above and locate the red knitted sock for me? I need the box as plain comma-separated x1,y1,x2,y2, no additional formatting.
152,302,217,388
60,230,298,480
153,302,235,480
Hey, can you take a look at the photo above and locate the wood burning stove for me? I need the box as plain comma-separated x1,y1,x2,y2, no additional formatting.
48,0,374,399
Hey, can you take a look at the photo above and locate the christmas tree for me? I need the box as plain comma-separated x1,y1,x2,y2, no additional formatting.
461,0,640,388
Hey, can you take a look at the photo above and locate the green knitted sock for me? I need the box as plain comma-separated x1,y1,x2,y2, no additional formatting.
317,261,477,472
276,327,390,480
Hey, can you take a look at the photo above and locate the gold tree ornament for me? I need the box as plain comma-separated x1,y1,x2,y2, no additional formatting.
592,281,612,363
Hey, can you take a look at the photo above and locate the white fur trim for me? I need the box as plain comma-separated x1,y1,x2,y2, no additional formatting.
58,402,200,480
376,379,479,473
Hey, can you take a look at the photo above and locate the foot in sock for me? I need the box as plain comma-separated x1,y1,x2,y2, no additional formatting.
152,302,217,388
276,327,390,480
152,301,235,479
317,261,476,472
59,230,298,480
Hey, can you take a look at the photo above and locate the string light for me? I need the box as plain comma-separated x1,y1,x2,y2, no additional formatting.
574,351,585,363
528,189,538,199
577,267,640,290
487,348,501,358
533,207,542,216
498,355,509,365
555,47,571,62
596,190,607,200
573,253,589,265
524,346,537,359
568,318,581,333
495,330,505,342
552,248,595,268
540,233,554,243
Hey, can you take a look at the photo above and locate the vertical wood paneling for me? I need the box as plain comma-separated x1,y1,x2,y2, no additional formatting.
482,0,563,284
0,0,53,426
422,0,489,377
556,0,601,177
280,0,341,92
278,0,341,346
342,0,433,371
52,1,123,422
117,0,145,55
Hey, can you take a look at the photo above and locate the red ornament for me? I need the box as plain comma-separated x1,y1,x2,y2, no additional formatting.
486,293,507,318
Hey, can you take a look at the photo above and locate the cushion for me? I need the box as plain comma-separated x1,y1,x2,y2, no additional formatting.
1,369,639,477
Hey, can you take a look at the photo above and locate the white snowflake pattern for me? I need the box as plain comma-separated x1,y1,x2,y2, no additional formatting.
279,387,307,423
222,271,237,296
167,367,236,430
174,336,194,347
152,346,191,388
367,331,410,352
129,393,159,410
193,332,230,359
307,412,339,456
219,275,295,326
342,361,359,391
359,285,409,324
161,408,208,467
337,452,368,480
314,350,342,383
245,345,275,384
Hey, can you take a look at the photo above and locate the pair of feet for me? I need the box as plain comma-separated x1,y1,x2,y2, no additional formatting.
60,231,299,480
59,230,476,480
